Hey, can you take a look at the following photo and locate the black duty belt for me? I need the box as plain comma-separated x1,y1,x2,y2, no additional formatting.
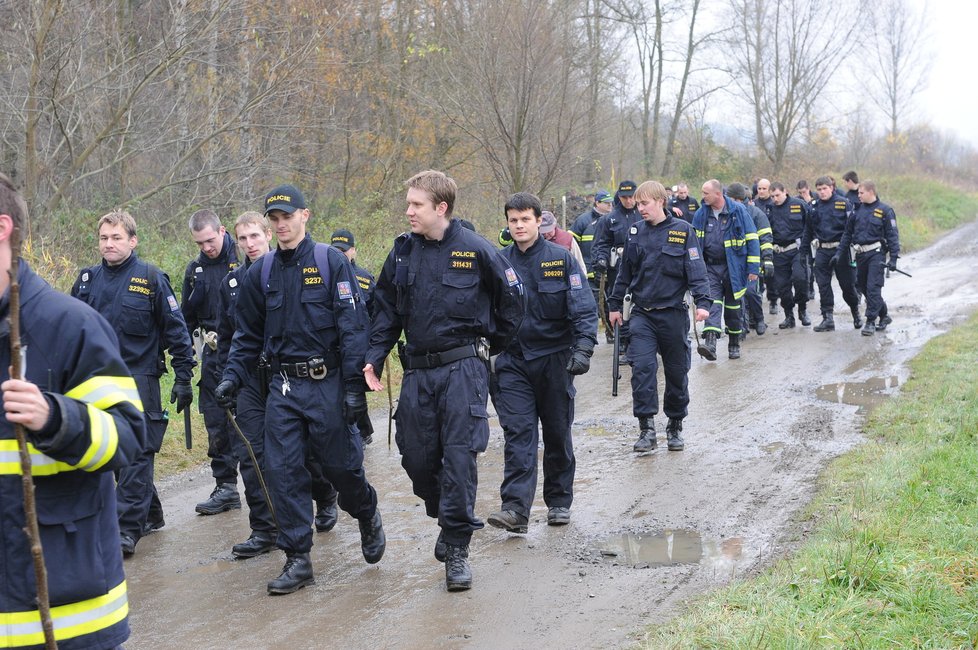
705,257,726,265
401,343,487,370
272,350,340,379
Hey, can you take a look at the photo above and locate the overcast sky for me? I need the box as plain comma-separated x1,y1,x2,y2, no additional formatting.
917,0,978,146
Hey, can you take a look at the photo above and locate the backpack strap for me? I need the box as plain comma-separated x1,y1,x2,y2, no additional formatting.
261,245,332,293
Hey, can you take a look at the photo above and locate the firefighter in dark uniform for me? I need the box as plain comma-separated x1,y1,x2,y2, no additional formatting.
838,180,900,336
608,181,711,453
765,182,812,328
487,192,597,535
0,174,145,649
727,183,773,335
215,212,278,559
71,210,195,557
804,176,862,332
668,182,700,222
691,180,760,361
591,180,639,350
364,170,525,592
568,190,612,308
181,209,241,515
217,185,385,595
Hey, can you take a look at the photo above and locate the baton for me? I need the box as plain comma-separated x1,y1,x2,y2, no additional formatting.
612,322,620,397
385,357,394,448
226,408,279,531
184,407,192,449
880,261,912,277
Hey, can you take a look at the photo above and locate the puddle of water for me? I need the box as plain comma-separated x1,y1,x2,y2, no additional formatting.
590,530,744,569
815,376,900,413
761,442,785,453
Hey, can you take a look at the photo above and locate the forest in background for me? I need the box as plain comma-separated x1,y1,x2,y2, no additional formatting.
3,0,976,281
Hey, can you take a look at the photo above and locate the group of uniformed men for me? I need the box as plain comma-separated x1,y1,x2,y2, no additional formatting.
0,164,902,647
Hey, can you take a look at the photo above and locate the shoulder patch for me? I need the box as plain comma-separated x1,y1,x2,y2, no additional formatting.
195,266,203,274
337,281,353,301
167,295,179,311
629,226,638,235
688,246,700,261
569,273,583,290
229,277,238,288
81,271,89,282
505,267,520,286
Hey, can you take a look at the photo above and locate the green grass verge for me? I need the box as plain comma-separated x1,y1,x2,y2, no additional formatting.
876,176,978,252
643,312,978,649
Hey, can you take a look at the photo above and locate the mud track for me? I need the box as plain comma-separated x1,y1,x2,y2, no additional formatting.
127,221,978,649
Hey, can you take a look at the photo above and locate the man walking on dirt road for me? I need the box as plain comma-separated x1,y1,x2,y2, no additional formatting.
608,180,710,453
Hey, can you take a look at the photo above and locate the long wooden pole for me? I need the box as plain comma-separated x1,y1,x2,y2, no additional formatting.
9,225,57,649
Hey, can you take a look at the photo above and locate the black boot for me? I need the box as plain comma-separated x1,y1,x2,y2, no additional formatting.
358,510,386,564
877,314,892,331
487,509,528,534
666,419,684,451
314,500,338,533
633,417,656,452
195,483,241,515
434,529,447,563
798,306,811,326
861,320,876,336
267,552,314,595
232,532,277,559
754,320,767,335
445,544,472,592
697,331,717,361
769,300,778,315
728,338,741,359
779,313,796,329
851,307,863,330
813,312,835,332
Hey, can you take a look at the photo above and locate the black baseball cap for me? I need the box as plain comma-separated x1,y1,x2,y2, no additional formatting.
618,180,637,197
331,229,355,251
264,184,306,215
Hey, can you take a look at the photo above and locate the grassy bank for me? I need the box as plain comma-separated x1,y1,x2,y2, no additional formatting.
643,313,978,648
876,176,977,252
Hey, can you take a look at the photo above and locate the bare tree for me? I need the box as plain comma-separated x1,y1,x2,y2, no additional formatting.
869,0,932,137
727,0,859,173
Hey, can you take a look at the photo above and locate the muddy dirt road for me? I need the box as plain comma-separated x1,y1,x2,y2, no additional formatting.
126,222,978,649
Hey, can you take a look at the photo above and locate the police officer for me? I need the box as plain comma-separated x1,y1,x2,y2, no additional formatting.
753,178,779,314
182,209,241,515
487,192,597,534
364,170,525,592
592,180,639,356
842,170,861,205
71,210,195,557
727,182,773,336
766,182,812,328
215,212,278,559
569,189,612,307
217,185,384,595
804,176,862,331
690,180,760,360
0,173,145,649
668,182,700,222
608,181,711,453
838,180,900,336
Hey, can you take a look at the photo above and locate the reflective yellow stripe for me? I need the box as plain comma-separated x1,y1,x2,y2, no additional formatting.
760,242,774,250
2,581,127,647
724,238,747,247
581,235,594,241
733,288,747,300
75,405,119,472
695,230,705,239
745,232,758,240
0,440,76,476
724,302,742,310
64,376,143,413
757,227,772,236
747,256,760,263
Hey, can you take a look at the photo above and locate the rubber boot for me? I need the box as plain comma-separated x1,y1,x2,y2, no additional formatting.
697,331,717,361
861,320,876,336
813,312,835,332
798,306,811,326
267,552,314,595
445,544,472,592
666,419,684,451
778,313,796,329
851,307,863,330
633,417,656,452
728,338,741,359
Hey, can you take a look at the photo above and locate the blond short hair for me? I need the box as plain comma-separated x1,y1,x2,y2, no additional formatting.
405,170,457,217
634,181,668,203
234,211,269,234
97,210,137,238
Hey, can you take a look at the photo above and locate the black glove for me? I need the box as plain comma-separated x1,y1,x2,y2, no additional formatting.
214,379,238,409
762,259,775,276
593,258,608,274
170,380,193,413
343,390,368,425
566,342,594,376
829,253,841,268
887,257,898,272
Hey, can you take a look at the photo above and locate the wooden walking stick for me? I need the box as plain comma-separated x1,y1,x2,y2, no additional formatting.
9,225,57,649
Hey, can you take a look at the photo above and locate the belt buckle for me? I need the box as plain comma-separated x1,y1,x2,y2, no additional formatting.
308,356,327,380
295,362,309,378
425,352,441,367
